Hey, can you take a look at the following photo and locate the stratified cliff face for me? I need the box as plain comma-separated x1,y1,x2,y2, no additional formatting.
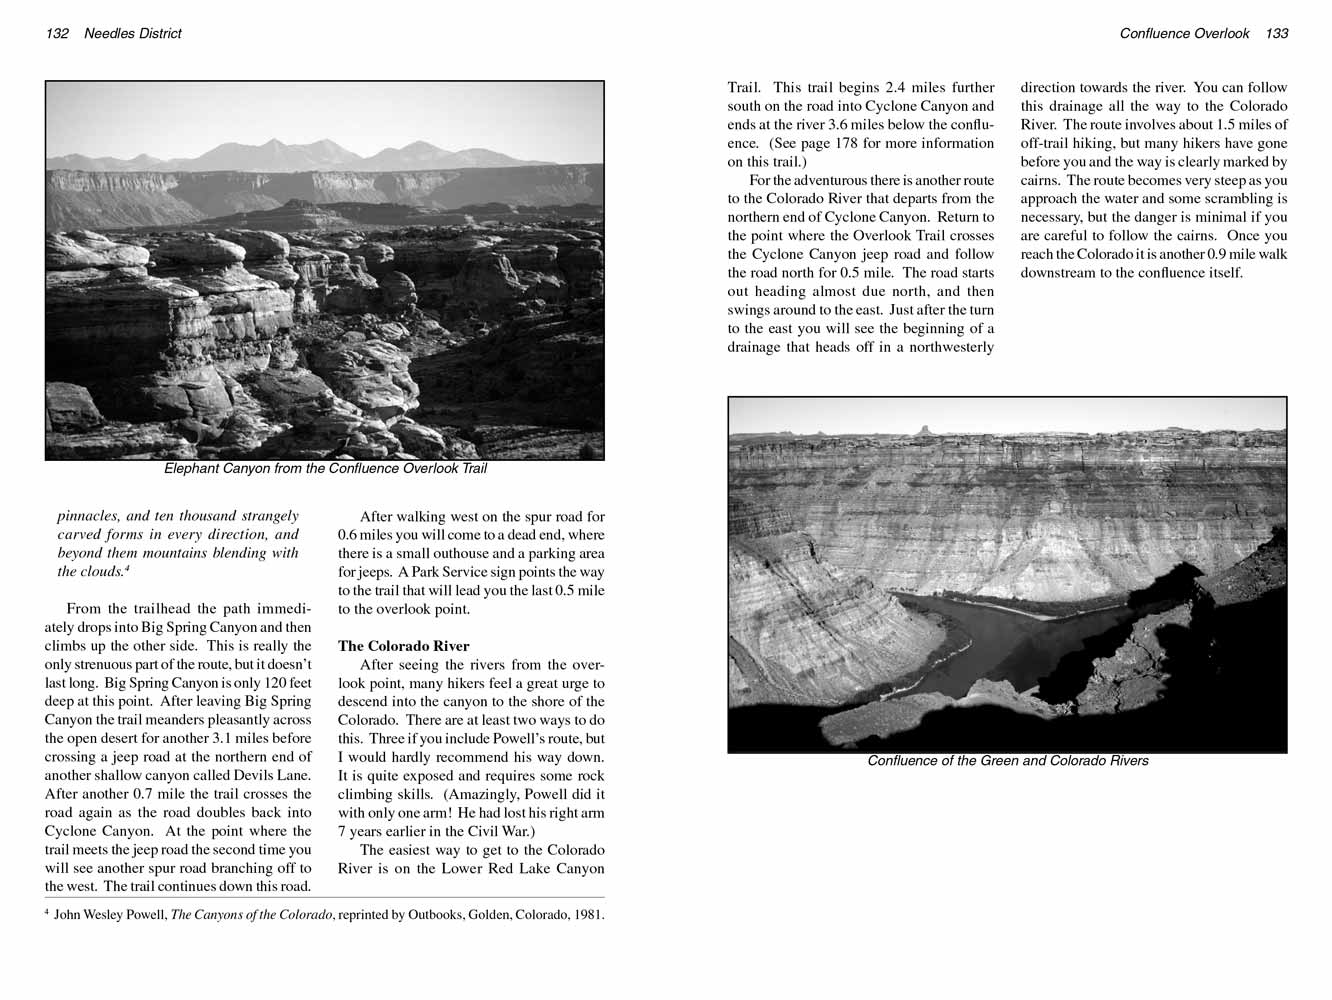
370,166,602,207
729,431,1287,602
46,165,606,230
728,500,945,706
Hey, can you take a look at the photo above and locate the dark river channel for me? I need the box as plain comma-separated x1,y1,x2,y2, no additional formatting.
870,594,1179,701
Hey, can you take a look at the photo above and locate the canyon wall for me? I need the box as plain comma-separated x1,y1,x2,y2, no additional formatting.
729,431,1287,602
46,165,606,230
728,499,945,706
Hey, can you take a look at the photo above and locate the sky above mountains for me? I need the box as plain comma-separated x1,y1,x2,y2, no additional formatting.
729,397,1288,435
45,139,554,173
46,81,604,164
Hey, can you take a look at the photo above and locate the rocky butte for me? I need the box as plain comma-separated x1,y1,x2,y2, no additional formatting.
727,429,1287,725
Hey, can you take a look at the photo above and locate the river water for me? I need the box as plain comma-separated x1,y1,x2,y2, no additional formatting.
872,593,1179,701
729,591,1187,752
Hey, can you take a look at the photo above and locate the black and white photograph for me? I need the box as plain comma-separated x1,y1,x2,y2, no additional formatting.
728,397,1289,753
44,80,605,461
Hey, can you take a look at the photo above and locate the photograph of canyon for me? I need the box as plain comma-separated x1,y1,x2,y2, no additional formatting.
728,397,1288,753
44,81,604,460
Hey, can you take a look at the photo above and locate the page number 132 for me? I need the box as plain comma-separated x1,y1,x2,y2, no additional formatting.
47,27,69,38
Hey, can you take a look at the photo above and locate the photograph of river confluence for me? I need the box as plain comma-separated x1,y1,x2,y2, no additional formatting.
727,397,1288,753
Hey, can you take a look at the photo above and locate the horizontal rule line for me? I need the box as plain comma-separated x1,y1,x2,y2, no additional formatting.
45,895,606,900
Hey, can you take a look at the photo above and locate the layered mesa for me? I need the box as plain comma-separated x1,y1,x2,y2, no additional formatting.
46,165,606,231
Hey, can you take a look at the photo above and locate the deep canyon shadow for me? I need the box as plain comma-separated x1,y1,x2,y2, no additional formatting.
730,577,1286,754
868,588,1286,753
1035,563,1202,704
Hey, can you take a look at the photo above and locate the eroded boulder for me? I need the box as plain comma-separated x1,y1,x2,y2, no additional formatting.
451,252,523,306
45,382,103,432
392,418,479,460
221,229,299,290
46,231,151,271
558,242,605,299
46,422,196,461
155,235,247,267
244,368,336,420
307,340,419,420
380,271,418,312
258,394,401,460
323,249,381,313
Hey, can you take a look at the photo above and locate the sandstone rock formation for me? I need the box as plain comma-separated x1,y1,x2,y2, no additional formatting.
557,242,605,301
379,272,418,312
307,340,419,421
321,252,381,313
450,252,524,307
46,213,605,460
1197,526,1287,607
819,691,956,745
1075,605,1192,715
820,679,1060,746
390,418,479,461
45,422,198,460
46,262,220,425
729,431,1287,602
728,499,946,706
218,229,299,289
45,383,102,432
47,230,150,270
